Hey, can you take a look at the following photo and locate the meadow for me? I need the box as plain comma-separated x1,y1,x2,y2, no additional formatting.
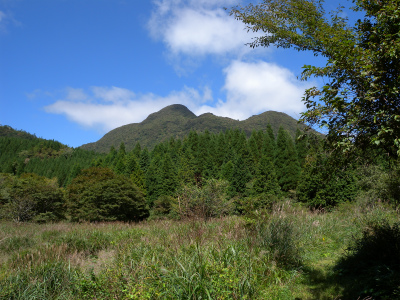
0,199,399,300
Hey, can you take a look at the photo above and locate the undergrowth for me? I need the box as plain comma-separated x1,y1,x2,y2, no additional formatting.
0,200,398,299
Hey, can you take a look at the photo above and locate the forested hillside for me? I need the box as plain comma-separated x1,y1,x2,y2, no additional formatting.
0,131,102,187
0,125,38,140
80,104,311,152
2,122,390,224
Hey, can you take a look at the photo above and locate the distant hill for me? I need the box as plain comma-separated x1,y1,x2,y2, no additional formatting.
80,104,314,153
0,125,39,140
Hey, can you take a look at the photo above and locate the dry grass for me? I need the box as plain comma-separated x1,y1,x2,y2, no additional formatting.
0,201,398,299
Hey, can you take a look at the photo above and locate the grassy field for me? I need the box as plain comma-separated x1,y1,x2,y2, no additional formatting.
0,200,398,300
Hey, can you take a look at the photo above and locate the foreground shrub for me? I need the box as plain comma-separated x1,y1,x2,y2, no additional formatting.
336,221,400,299
0,173,64,222
250,216,302,269
297,152,358,209
357,164,400,207
173,179,234,220
66,167,149,222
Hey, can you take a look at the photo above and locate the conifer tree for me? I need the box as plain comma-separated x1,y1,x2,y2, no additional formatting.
220,160,234,182
215,132,227,171
275,127,301,192
125,153,146,192
66,163,82,186
105,146,117,166
139,148,150,174
248,130,261,169
168,137,177,153
266,124,275,145
198,131,214,179
114,158,125,174
177,144,196,185
228,155,250,197
187,131,203,185
206,133,219,178
160,153,178,197
263,128,276,159
132,142,141,158
125,153,138,175
145,154,163,206
118,142,126,156
114,142,127,174
295,129,308,167
252,154,281,196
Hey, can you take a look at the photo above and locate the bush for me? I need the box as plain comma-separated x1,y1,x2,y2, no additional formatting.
239,193,280,217
251,217,302,269
0,173,64,222
357,164,400,207
297,153,358,209
336,221,400,299
173,179,234,220
66,167,149,222
149,195,175,220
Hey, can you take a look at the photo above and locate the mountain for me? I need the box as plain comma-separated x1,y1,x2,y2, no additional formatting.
80,104,312,152
0,125,39,140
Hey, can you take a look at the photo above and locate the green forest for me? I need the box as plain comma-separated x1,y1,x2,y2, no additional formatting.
1,124,377,223
1,0,400,298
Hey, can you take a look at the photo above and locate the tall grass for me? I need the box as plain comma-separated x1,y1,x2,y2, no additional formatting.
0,200,398,299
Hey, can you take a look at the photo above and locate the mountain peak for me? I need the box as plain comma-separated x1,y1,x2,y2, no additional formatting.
162,104,195,114
142,104,196,124
80,105,311,152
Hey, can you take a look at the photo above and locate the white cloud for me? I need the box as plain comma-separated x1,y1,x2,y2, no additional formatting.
44,86,212,132
197,60,310,119
148,0,258,57
91,86,135,103
44,61,311,133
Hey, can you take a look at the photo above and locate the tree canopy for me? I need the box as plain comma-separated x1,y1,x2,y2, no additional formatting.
231,0,400,158
66,167,149,222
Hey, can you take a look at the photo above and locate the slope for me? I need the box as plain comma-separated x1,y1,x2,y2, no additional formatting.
80,104,311,152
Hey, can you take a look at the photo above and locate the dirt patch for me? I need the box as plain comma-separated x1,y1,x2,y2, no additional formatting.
74,249,116,274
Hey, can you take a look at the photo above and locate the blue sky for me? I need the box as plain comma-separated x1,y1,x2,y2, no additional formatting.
0,0,354,147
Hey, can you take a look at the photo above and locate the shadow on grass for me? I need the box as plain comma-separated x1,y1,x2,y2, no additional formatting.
302,221,400,300
299,264,342,300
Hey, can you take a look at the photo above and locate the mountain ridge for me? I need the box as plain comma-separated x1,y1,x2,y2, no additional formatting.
80,104,312,153
0,125,40,140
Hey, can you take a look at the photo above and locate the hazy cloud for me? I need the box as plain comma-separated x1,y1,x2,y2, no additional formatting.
0,10,9,32
91,86,136,103
0,11,6,22
65,88,88,101
0,10,21,33
26,89,42,100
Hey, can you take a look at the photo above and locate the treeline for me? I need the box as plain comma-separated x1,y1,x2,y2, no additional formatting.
0,125,397,222
0,136,103,186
